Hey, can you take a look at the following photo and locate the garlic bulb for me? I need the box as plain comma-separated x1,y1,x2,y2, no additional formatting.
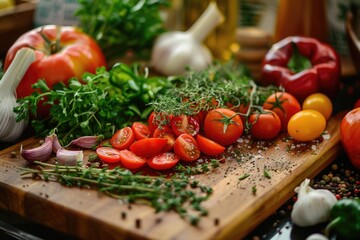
291,178,337,227
150,2,224,76
0,48,36,142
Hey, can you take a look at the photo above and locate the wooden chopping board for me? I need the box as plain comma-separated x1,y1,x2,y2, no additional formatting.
0,112,344,240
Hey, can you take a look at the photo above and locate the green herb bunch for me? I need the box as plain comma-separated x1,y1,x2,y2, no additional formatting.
76,0,170,61
150,61,278,117
21,161,212,225
15,63,170,145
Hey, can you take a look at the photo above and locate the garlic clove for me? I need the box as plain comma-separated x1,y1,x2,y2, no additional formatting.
56,148,84,166
52,134,62,154
65,136,101,149
305,233,329,240
20,136,54,163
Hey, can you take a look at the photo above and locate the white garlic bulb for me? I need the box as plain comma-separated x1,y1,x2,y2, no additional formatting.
150,2,224,76
291,178,337,227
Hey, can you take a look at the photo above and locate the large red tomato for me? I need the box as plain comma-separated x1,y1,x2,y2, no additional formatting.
4,25,106,101
340,108,360,169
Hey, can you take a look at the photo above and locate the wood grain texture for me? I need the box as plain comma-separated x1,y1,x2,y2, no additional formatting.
0,112,344,240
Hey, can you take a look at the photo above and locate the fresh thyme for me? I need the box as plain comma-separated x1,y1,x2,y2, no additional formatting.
20,161,212,225
239,173,250,180
174,159,220,175
149,61,278,118
264,169,271,179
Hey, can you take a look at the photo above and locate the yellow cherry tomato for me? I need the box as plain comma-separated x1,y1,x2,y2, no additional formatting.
302,93,333,120
287,110,326,142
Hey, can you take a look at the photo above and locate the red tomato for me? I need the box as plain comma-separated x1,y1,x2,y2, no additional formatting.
340,108,360,169
131,122,151,140
147,152,180,170
249,110,281,140
153,126,176,152
96,147,122,163
173,134,201,162
171,115,200,137
354,99,360,109
119,149,147,170
129,138,167,158
263,92,301,131
203,108,244,146
110,127,135,150
4,25,106,115
196,134,225,156
148,111,173,133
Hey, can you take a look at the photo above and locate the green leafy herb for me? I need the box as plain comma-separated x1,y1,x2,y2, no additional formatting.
76,0,170,61
20,161,212,225
263,169,271,179
15,63,170,145
174,159,220,175
239,173,250,180
150,61,278,118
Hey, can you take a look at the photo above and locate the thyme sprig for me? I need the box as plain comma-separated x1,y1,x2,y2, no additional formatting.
174,159,220,175
150,61,278,118
20,161,212,225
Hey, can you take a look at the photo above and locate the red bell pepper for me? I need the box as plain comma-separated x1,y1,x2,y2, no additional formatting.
260,36,341,101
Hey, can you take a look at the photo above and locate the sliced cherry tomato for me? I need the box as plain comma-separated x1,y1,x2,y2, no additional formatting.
263,92,301,131
129,138,168,158
173,134,201,162
302,93,333,120
132,122,151,140
110,127,135,150
171,115,200,137
119,149,147,169
147,152,180,170
148,111,173,133
249,110,281,140
203,108,244,146
153,126,176,152
196,134,225,156
96,147,122,163
287,110,326,142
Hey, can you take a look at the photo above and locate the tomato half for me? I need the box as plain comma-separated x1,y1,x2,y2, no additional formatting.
302,93,333,120
147,152,180,170
340,108,360,169
263,92,301,131
131,122,151,140
196,134,225,156
249,110,281,140
287,110,326,142
4,25,106,116
203,108,244,146
96,147,122,163
171,115,200,137
110,127,135,150
148,111,173,133
119,149,147,169
129,138,168,158
173,134,201,162
153,126,176,152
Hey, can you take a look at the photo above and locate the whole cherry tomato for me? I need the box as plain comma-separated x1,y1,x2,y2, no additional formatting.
204,108,243,146
4,25,106,114
287,109,326,142
340,108,360,169
249,110,282,140
263,92,301,131
302,93,333,120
